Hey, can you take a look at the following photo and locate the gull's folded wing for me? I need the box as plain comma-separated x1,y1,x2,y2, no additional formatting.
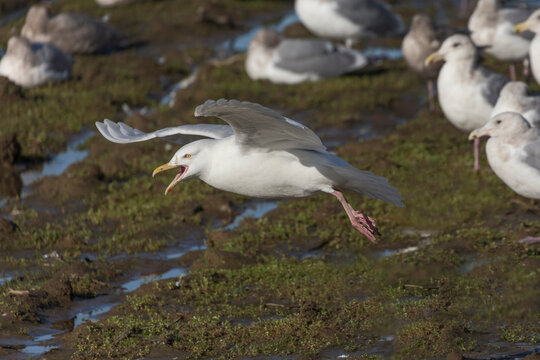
194,99,326,151
95,119,233,145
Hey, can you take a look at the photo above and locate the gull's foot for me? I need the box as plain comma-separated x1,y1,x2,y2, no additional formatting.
518,236,540,245
351,211,378,243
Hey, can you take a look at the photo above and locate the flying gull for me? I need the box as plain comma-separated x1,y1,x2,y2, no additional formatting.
96,99,404,242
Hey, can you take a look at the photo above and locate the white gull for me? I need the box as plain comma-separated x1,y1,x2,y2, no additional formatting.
95,99,404,242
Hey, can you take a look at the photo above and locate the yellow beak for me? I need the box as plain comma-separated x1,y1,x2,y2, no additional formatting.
425,52,444,66
152,163,177,178
514,22,531,33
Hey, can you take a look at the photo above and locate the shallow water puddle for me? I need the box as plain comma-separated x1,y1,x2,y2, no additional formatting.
19,130,94,198
223,200,279,231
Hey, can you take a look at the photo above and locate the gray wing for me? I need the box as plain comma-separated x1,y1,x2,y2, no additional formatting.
95,119,233,145
274,39,366,76
50,13,119,53
522,135,540,170
480,69,509,106
336,0,405,37
194,99,326,151
499,8,535,41
32,43,73,73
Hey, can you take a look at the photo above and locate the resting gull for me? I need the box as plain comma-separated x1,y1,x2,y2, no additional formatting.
295,0,406,47
0,36,72,88
245,29,368,84
425,34,508,170
492,81,540,128
21,5,121,54
96,99,404,242
468,0,534,80
469,112,540,244
515,9,540,86
401,14,445,110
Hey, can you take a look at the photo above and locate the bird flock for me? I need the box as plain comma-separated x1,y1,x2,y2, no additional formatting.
2,0,539,243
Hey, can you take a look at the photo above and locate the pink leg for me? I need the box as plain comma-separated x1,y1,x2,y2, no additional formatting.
523,58,530,80
331,190,378,243
473,137,480,171
518,237,540,245
509,63,517,81
427,80,436,111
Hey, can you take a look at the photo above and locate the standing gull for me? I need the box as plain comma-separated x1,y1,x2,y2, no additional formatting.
468,0,534,80
401,14,444,110
515,9,540,86
21,5,121,54
245,29,368,84
469,112,540,244
491,81,540,128
96,99,404,242
295,0,406,47
0,36,72,88
425,34,508,170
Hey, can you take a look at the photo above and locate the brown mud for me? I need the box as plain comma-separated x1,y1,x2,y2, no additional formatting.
0,0,538,359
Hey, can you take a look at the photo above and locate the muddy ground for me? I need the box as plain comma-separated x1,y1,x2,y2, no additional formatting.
0,0,538,359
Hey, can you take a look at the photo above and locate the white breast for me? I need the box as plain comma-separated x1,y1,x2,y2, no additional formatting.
437,64,493,131
486,139,540,199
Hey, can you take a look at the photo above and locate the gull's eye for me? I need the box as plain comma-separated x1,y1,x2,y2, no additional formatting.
496,120,502,125
184,154,192,159
452,42,460,48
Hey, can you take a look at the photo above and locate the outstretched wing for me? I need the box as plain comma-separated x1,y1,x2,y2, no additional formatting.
194,99,326,151
95,119,233,145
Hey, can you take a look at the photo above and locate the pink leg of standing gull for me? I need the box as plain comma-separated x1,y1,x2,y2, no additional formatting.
473,137,480,171
332,190,378,243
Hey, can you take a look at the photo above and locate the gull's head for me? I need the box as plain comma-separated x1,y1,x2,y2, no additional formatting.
23,5,50,35
410,14,434,33
6,36,31,56
425,34,476,65
469,112,531,141
152,141,206,195
499,81,529,101
515,10,540,34
250,28,282,51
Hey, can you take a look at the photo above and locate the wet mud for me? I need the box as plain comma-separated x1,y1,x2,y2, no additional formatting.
0,0,538,359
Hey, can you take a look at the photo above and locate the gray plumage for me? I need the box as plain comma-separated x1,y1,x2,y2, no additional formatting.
469,112,540,199
334,0,406,37
245,29,368,84
96,119,233,145
275,40,357,77
468,0,534,62
21,5,121,54
402,14,443,79
194,99,325,151
479,67,510,106
492,81,540,128
0,35,72,88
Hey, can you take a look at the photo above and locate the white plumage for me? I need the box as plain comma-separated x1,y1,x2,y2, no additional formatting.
96,99,404,242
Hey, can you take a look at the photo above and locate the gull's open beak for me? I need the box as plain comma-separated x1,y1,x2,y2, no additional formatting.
514,22,531,33
468,128,488,141
425,52,444,66
152,163,189,195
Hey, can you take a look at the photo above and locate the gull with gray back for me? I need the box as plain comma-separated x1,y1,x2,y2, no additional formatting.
245,29,368,84
96,99,404,243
